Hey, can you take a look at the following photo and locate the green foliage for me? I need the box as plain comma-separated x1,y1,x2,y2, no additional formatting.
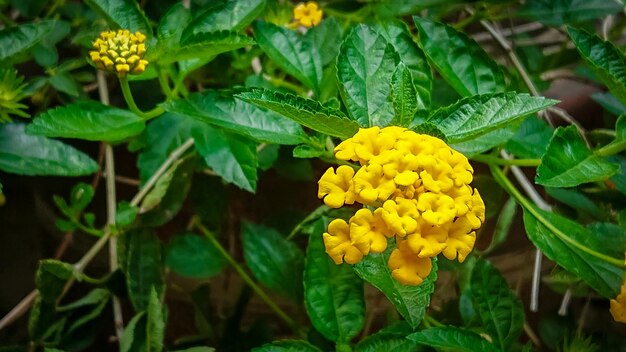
520,0,624,25
252,340,321,352
84,0,152,37
353,242,437,328
536,126,618,187
165,233,227,278
0,21,56,63
407,326,500,352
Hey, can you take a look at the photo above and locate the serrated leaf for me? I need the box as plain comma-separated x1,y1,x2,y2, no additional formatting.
390,62,418,127
252,21,322,92
471,260,524,350
353,241,437,329
58,288,110,312
569,27,626,104
242,222,304,300
147,288,165,352
522,205,623,298
252,340,322,352
85,0,151,38
236,88,359,138
0,20,56,63
536,126,618,187
372,20,431,111
165,233,227,278
520,0,624,26
0,123,98,176
183,0,266,38
120,229,164,311
304,218,365,343
35,259,75,302
354,331,420,352
161,90,306,145
428,93,557,144
153,30,254,64
505,116,553,158
28,101,145,142
193,125,258,192
414,17,505,97
121,312,147,352
451,122,521,157
337,24,399,127
140,159,181,213
373,0,464,17
407,326,499,352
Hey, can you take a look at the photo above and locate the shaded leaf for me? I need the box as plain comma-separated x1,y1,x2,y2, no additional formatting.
152,30,254,64
337,24,399,127
252,340,321,352
520,0,624,26
28,101,145,142
183,0,266,37
85,0,151,38
0,20,56,63
536,126,618,187
242,222,304,300
165,233,227,278
304,218,365,343
236,88,359,138
147,288,165,352
0,123,98,176
414,17,504,96
407,326,499,352
505,116,553,159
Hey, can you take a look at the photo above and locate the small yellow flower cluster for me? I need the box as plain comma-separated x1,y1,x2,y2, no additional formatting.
293,2,323,27
89,30,148,76
318,126,485,285
611,279,626,323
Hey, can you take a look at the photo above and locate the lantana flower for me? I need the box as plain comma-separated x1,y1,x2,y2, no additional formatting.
317,126,485,286
89,29,149,76
293,2,323,28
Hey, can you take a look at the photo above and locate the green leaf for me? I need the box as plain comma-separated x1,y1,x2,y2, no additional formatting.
0,20,56,63
451,123,521,157
183,0,266,37
147,288,165,352
413,17,505,97
84,0,151,38
236,88,359,139
390,62,418,127
373,20,432,111
58,288,110,312
242,222,304,300
305,17,343,68
304,218,365,343
353,241,437,329
0,123,98,176
602,114,626,152
193,125,258,192
161,90,306,145
545,187,606,220
569,27,626,104
428,93,557,144
520,0,624,26
471,260,524,350
523,205,624,298
116,201,139,227
172,348,216,352
354,331,420,352
121,312,147,352
140,159,180,213
505,116,553,159
28,101,145,142
483,197,517,254
587,222,626,259
35,259,75,302
152,30,254,64
165,233,227,278
120,229,165,311
337,24,399,127
135,113,194,184
373,0,464,17
252,340,322,352
48,72,82,97
407,326,499,352
252,21,322,92
591,92,626,115
536,126,618,187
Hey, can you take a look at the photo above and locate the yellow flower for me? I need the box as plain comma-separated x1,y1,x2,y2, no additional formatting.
442,217,476,263
379,198,420,236
323,219,363,264
349,208,392,255
317,165,356,208
293,1,323,27
388,238,433,285
90,29,149,76
611,279,626,323
352,163,396,204
317,126,485,286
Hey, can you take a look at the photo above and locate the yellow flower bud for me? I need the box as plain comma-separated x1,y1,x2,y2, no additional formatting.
89,29,149,76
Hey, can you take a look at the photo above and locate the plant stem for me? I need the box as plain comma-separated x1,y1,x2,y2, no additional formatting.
490,165,625,268
156,66,174,99
471,154,541,167
130,137,195,207
596,140,626,157
194,220,303,336
118,76,165,119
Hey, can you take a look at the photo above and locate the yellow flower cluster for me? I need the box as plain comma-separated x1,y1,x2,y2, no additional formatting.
89,30,148,76
293,2,323,27
611,279,626,323
318,126,485,285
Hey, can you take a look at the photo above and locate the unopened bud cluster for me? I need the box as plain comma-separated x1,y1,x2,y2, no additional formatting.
89,30,148,76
